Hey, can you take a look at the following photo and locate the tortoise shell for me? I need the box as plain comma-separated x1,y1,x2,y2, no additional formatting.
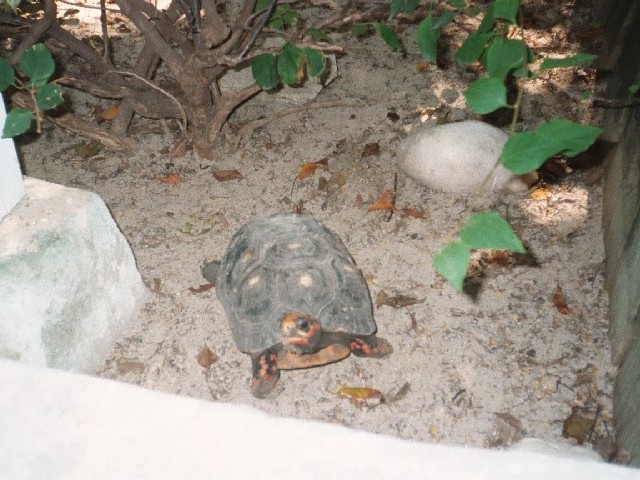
216,214,376,353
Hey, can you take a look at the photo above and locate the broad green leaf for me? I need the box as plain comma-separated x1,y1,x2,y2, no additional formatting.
350,23,371,38
486,38,526,79
277,43,304,85
373,23,403,52
539,53,597,71
460,211,526,253
433,241,472,291
454,32,492,64
304,28,329,42
416,16,438,63
254,0,271,11
494,0,519,23
304,48,325,77
448,0,466,8
20,43,55,87
390,0,419,18
0,57,15,91
252,54,280,90
478,2,496,33
35,83,63,110
464,77,508,114
465,5,482,16
2,107,32,137
537,119,602,157
629,83,640,94
269,5,298,29
500,131,554,174
433,11,455,29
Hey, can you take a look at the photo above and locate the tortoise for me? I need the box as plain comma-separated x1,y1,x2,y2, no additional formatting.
211,213,392,398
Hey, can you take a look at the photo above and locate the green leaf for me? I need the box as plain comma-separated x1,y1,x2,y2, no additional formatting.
0,57,15,91
454,32,492,64
390,0,419,18
2,107,32,137
460,211,526,253
465,5,482,16
433,11,455,29
629,82,640,95
433,241,472,291
304,28,329,42
448,0,466,8
494,0,519,23
304,48,325,77
254,0,271,11
486,38,527,79
500,131,553,174
277,43,304,85
464,77,508,114
478,2,496,33
416,16,438,63
251,53,280,90
20,43,55,87
539,53,597,71
269,4,298,29
373,23,403,52
537,118,602,157
35,83,63,110
350,23,371,38
3,0,21,12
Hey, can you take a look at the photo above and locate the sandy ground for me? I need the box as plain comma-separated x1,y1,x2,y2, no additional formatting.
15,0,615,453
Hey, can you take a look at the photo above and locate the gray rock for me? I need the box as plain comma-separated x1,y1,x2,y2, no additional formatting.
397,120,538,194
0,178,149,372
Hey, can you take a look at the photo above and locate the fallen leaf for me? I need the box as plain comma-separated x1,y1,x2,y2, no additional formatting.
74,141,104,159
213,169,243,181
337,384,384,409
361,142,380,158
562,406,595,444
401,207,425,219
197,346,219,368
416,60,430,72
116,358,146,375
169,138,188,158
98,103,120,121
159,173,182,185
553,284,571,315
376,290,426,309
354,193,364,206
367,190,395,212
488,413,525,447
386,382,411,403
531,187,552,201
297,158,329,181
188,283,214,293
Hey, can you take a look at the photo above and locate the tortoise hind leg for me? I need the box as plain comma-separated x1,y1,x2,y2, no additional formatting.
250,347,281,398
348,335,393,358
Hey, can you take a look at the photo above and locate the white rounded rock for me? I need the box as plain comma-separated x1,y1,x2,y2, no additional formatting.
397,120,538,194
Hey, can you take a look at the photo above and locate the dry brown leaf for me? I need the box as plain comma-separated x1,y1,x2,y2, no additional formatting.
553,283,571,315
416,60,430,72
401,207,425,219
361,142,380,158
562,406,595,444
297,158,329,181
98,103,120,121
197,346,219,368
354,193,364,206
367,190,395,212
531,187,552,201
376,290,426,309
188,283,214,294
212,169,243,182
159,173,183,185
337,384,384,400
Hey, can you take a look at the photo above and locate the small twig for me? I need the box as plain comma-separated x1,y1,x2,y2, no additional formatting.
108,70,188,134
544,77,640,108
386,172,398,222
99,0,111,62
56,0,121,12
9,0,57,65
233,99,363,149
239,0,278,59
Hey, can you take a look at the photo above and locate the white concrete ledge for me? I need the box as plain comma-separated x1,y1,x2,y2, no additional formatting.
0,360,637,480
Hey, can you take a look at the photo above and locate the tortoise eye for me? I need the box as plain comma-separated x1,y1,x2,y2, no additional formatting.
296,318,310,332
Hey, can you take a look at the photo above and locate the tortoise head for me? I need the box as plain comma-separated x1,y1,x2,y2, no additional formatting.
280,312,323,354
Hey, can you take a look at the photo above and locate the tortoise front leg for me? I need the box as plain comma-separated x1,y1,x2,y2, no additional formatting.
250,346,281,398
348,334,393,358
